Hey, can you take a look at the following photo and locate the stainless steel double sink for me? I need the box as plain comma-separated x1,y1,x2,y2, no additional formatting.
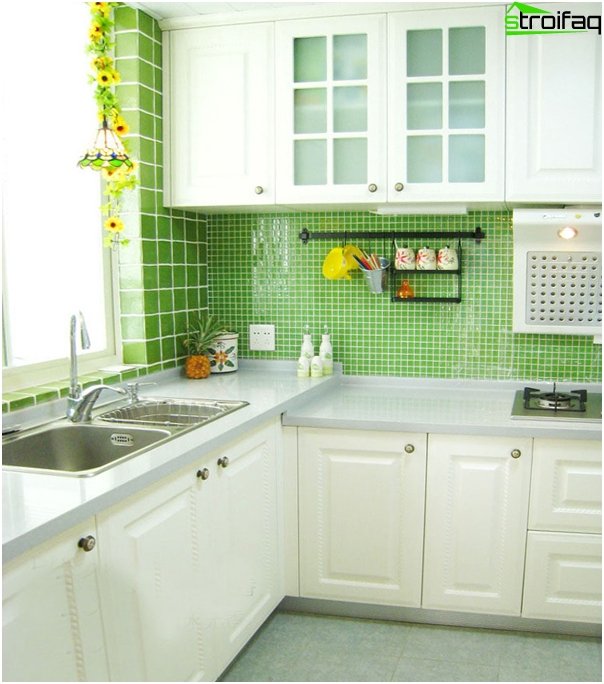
2,398,248,477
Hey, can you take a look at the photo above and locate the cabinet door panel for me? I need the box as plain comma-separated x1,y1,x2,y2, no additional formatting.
299,428,426,606
423,434,532,615
530,439,602,534
166,23,274,207
523,531,602,623
276,15,387,204
388,6,504,201
214,423,282,667
97,471,218,682
2,519,108,682
506,3,602,202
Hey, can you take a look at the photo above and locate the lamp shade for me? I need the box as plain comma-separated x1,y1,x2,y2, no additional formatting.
78,118,132,170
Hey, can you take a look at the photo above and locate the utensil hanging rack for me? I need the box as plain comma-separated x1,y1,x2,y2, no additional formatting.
299,226,486,304
298,226,486,244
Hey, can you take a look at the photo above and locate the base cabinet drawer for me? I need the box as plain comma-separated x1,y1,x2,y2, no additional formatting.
522,531,602,623
529,439,602,534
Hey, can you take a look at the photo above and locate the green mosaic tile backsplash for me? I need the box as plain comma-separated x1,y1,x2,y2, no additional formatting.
207,211,601,382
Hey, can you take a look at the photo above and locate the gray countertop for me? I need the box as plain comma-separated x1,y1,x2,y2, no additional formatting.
2,362,338,562
3,365,601,563
282,376,602,440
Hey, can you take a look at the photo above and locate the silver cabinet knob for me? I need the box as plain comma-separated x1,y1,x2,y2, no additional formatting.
394,182,404,192
511,449,521,459
255,186,264,195
196,468,210,480
78,536,96,552
217,456,230,468
404,444,415,454
368,183,378,193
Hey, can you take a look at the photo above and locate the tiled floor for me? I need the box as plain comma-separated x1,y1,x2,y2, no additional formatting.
219,611,602,682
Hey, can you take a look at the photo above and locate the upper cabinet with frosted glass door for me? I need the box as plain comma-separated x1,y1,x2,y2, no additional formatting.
275,15,387,205
387,6,505,203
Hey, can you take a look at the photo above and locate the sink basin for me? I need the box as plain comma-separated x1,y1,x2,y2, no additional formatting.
98,398,248,427
2,423,172,477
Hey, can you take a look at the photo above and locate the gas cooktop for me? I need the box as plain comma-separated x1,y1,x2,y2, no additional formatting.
511,384,602,422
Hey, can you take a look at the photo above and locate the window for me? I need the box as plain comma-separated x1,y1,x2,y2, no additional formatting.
1,3,118,391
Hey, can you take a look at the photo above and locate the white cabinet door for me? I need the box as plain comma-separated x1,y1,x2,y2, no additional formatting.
388,6,505,202
523,531,602,623
212,421,282,672
423,434,532,615
529,439,602,534
165,23,274,208
97,467,219,682
275,15,388,204
97,420,282,682
2,519,109,682
506,3,602,202
298,428,426,607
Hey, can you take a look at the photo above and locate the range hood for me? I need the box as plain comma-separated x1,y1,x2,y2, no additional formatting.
512,208,602,336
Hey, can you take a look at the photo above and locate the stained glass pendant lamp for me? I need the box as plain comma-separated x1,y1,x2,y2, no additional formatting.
78,117,133,170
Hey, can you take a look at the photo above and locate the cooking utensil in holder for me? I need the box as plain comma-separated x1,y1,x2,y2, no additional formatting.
361,257,389,294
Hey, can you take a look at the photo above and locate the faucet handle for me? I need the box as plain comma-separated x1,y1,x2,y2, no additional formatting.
125,381,156,403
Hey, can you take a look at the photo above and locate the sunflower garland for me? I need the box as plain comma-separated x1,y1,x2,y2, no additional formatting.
80,2,137,249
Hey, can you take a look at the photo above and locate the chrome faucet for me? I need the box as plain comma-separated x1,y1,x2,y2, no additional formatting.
68,383,128,423
66,312,128,422
67,311,91,419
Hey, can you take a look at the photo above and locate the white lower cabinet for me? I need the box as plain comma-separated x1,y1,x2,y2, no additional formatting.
423,434,532,615
2,519,109,682
97,420,282,682
522,438,602,624
298,428,426,606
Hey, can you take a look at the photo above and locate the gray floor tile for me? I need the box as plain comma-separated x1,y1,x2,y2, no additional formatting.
219,610,602,683
392,656,499,682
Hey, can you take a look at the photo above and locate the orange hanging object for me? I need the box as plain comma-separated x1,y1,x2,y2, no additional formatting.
396,280,414,299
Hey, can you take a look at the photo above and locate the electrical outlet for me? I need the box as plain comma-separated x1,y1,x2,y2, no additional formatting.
249,324,276,351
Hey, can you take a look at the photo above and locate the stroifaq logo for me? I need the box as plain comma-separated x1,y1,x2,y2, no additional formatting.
506,2,602,35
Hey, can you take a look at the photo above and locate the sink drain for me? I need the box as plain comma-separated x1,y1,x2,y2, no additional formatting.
110,433,135,447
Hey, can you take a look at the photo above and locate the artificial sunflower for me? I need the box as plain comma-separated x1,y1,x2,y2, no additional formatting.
114,115,129,136
89,21,104,42
104,216,124,233
91,2,112,18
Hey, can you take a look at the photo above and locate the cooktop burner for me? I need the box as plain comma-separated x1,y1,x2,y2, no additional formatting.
511,384,602,422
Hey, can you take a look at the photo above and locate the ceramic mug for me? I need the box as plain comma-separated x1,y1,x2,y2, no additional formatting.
416,246,436,270
394,244,415,270
437,245,459,271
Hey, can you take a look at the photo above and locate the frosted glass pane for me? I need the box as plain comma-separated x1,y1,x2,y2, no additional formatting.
334,86,367,132
449,135,485,182
294,37,326,82
334,138,367,184
449,81,485,128
333,34,367,80
449,27,485,75
294,139,327,185
407,136,442,183
407,30,442,77
294,88,327,133
407,83,442,130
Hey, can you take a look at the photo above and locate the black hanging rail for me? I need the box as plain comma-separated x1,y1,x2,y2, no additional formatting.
298,226,486,244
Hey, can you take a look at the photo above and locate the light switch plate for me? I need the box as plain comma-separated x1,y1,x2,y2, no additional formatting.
249,324,275,351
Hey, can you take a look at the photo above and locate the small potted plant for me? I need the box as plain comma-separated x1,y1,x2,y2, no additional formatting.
182,313,238,378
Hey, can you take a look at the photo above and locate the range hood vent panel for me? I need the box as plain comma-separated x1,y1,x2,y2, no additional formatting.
512,209,602,335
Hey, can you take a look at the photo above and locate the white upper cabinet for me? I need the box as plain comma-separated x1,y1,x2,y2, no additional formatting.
275,15,388,205
506,3,602,203
164,23,274,208
388,6,505,202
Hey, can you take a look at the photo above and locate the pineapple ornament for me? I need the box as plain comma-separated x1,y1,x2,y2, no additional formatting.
182,313,226,379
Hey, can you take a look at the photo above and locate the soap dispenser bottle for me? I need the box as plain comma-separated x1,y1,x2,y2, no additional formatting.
319,325,333,375
300,325,314,360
